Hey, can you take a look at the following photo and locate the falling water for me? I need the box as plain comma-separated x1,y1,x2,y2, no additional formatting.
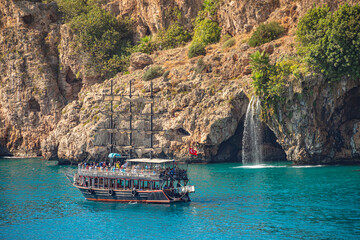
242,96,263,164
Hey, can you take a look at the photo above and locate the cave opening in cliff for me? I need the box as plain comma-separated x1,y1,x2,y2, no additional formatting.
64,67,82,101
343,86,360,121
29,98,40,112
212,116,286,163
212,116,245,162
262,125,287,162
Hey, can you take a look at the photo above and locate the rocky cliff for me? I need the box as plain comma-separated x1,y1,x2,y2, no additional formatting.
265,75,360,165
1,0,359,164
0,0,64,156
105,0,203,40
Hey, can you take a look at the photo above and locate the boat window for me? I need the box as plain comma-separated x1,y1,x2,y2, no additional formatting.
91,178,95,187
133,180,139,189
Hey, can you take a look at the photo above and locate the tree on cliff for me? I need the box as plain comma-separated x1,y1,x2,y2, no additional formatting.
69,5,133,79
50,0,133,79
297,3,360,81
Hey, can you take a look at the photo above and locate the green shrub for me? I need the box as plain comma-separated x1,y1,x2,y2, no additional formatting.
203,0,221,16
130,22,191,54
193,18,221,46
250,50,276,97
156,22,191,49
297,3,360,80
222,37,236,49
188,43,206,58
131,36,158,54
162,70,170,80
143,66,164,81
296,5,330,45
248,22,285,47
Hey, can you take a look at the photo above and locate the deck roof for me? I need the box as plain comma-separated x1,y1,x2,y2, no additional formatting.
125,158,175,164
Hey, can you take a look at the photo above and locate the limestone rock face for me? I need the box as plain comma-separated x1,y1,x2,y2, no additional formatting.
0,0,103,157
105,0,203,40
265,75,360,165
0,0,65,156
218,0,280,35
41,40,286,163
41,55,251,163
58,24,101,99
218,0,356,36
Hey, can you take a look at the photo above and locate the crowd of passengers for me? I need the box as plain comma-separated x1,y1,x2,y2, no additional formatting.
160,167,188,180
78,162,188,180
79,161,134,171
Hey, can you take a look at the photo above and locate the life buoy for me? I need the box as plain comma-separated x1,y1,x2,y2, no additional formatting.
108,189,114,196
132,189,137,197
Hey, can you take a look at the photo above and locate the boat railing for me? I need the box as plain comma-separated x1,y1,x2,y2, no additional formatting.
78,168,162,179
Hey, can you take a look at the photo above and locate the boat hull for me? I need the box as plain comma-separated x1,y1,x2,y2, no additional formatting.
76,185,190,203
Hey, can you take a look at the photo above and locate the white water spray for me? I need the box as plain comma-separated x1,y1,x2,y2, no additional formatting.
242,96,264,164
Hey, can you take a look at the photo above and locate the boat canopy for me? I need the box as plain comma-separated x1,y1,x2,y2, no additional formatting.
108,153,122,158
125,158,175,164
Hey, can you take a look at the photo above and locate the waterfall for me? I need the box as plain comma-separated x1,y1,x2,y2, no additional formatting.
242,96,263,164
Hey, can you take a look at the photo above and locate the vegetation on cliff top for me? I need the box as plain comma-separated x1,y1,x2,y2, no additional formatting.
251,3,360,119
297,3,360,81
49,0,224,77
69,5,133,79
250,50,307,120
188,0,222,58
49,0,133,79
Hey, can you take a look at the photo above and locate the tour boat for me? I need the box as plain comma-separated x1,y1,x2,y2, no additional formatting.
67,79,195,203
70,158,194,203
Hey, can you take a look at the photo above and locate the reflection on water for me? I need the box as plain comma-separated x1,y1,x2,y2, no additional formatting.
0,159,359,240
291,165,325,168
234,164,288,169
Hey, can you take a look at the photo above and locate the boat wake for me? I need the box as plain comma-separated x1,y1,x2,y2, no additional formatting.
233,164,326,169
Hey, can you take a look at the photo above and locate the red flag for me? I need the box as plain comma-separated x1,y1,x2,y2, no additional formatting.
189,147,197,156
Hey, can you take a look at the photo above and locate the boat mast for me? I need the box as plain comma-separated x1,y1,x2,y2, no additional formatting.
150,80,153,159
96,79,167,160
110,79,114,163
129,80,132,159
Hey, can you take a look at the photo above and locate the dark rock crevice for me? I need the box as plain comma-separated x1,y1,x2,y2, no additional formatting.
59,67,82,101
28,97,40,112
22,14,33,25
177,127,190,136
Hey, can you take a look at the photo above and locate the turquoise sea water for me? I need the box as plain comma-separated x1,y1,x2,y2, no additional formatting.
0,158,359,240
